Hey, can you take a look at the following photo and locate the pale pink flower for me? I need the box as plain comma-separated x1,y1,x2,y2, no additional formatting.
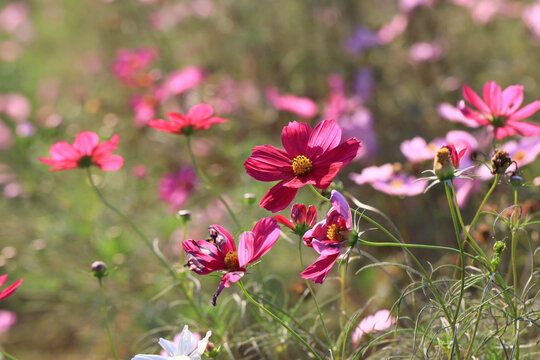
523,2,540,39
0,3,29,33
438,103,480,128
352,310,396,346
0,93,31,122
158,166,197,211
265,87,318,118
377,14,408,44
130,87,168,127
400,0,434,13
349,164,395,185
409,42,443,64
0,310,16,334
0,120,13,150
371,173,427,196
164,66,205,96
400,136,446,163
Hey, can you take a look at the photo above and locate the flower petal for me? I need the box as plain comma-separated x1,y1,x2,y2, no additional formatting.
281,121,311,157
501,85,524,115
306,119,342,159
187,104,214,121
507,100,540,122
330,190,352,228
95,154,124,171
148,118,182,134
260,181,298,213
310,138,362,188
244,145,293,182
273,215,294,230
507,121,540,137
482,81,502,115
158,338,178,356
72,131,99,156
462,84,491,114
49,141,79,160
301,251,340,284
238,217,280,266
0,278,23,300
212,271,244,306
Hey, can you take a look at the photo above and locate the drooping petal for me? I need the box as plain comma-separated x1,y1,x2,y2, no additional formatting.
301,252,340,284
72,131,99,156
462,84,491,114
260,181,298,213
244,145,293,182
187,104,214,122
501,85,524,115
306,119,343,159
507,100,540,122
212,271,244,306
330,190,352,228
274,215,294,230
238,217,280,266
281,121,311,157
482,81,502,115
195,116,227,130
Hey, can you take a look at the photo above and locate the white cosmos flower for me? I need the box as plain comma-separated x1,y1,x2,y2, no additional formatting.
132,325,211,360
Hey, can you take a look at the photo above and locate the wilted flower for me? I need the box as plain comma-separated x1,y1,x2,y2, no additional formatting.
352,310,396,346
265,86,318,119
244,120,362,212
148,104,227,136
39,131,124,171
491,149,512,174
183,217,280,305
458,81,540,139
0,274,23,300
158,166,197,211
132,325,211,360
274,203,318,237
302,191,357,284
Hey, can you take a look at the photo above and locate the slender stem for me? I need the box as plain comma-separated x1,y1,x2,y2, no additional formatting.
0,349,18,360
464,273,494,360
340,262,346,325
98,278,119,360
186,135,241,230
308,185,453,322
238,280,322,360
297,238,333,354
468,174,499,231
511,186,520,360
445,182,465,360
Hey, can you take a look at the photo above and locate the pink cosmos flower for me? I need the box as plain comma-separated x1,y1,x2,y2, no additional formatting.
399,0,434,13
39,131,124,171
301,191,354,284
458,81,540,139
409,42,443,64
183,217,280,305
274,203,317,236
158,166,197,211
377,14,408,44
0,310,16,334
265,86,318,119
0,274,23,300
352,309,396,346
371,173,427,196
111,47,157,87
130,87,168,127
244,120,362,212
349,164,395,185
523,2,540,39
438,103,480,128
148,104,227,136
164,66,205,96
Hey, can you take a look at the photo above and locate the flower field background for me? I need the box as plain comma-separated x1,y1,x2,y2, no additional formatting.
1,0,540,359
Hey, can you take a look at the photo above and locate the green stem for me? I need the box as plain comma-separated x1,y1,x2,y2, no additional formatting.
99,278,119,360
464,274,494,360
186,135,241,230
511,186,520,360
468,174,499,231
297,238,333,354
0,349,18,360
238,280,322,360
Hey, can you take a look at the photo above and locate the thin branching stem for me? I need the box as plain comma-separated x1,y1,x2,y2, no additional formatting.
0,349,18,360
469,174,499,231
238,280,322,360
98,278,119,360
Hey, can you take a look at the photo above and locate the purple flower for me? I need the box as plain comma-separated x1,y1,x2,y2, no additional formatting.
344,26,381,54
158,166,197,211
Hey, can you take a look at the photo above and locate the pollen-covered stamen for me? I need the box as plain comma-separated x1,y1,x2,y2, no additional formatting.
291,155,313,176
224,250,239,270
326,223,345,242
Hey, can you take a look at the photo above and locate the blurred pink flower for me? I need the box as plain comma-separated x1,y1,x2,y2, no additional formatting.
352,310,396,346
131,164,148,179
111,47,158,87
400,0,434,13
0,93,31,122
148,103,227,136
130,87,168,127
438,102,480,128
0,274,23,300
164,66,205,96
39,131,124,171
0,40,22,62
458,81,540,139
349,164,394,185
0,310,16,334
15,122,35,137
400,136,445,163
371,173,427,196
377,14,408,44
265,86,318,118
0,2,29,33
0,120,13,150
409,42,443,64
523,2,540,39
158,166,197,211
183,217,280,305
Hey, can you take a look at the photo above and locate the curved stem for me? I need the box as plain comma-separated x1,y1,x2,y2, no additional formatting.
469,174,499,231
99,278,119,360
186,135,241,230
297,238,333,354
238,280,322,360
0,349,18,360
511,186,520,360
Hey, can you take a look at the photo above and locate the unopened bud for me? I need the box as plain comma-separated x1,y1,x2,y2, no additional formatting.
434,147,455,180
509,175,524,187
243,193,256,205
91,261,108,278
177,210,192,222
491,150,512,175
493,240,506,254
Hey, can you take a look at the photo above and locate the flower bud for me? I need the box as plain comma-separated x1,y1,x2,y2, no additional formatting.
91,261,108,278
491,149,512,175
433,147,455,180
243,193,256,205
177,210,192,223
509,175,523,187
493,240,506,254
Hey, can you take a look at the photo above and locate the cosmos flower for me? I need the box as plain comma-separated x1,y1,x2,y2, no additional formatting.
148,104,227,136
301,191,357,284
274,203,317,237
245,120,362,212
350,164,427,196
458,81,540,139
158,166,197,211
352,310,396,347
344,26,381,54
183,217,280,305
0,274,23,300
265,86,318,119
111,47,157,87
39,131,124,171
164,66,205,96
132,325,211,360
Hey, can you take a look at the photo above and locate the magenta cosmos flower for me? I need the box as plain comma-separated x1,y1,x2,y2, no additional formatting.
274,203,317,237
148,104,227,136
158,165,197,211
183,217,280,305
0,274,23,300
245,120,362,213
458,81,540,139
39,131,124,171
302,190,357,284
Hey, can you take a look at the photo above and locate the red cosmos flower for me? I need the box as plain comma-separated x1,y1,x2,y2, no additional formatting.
301,190,355,284
148,104,227,136
183,217,280,306
0,274,23,300
39,131,124,171
244,120,362,213
458,81,540,139
274,203,317,237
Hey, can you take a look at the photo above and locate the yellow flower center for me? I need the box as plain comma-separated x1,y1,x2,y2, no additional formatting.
514,151,525,161
291,155,313,176
326,224,344,241
390,179,404,188
224,250,239,270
